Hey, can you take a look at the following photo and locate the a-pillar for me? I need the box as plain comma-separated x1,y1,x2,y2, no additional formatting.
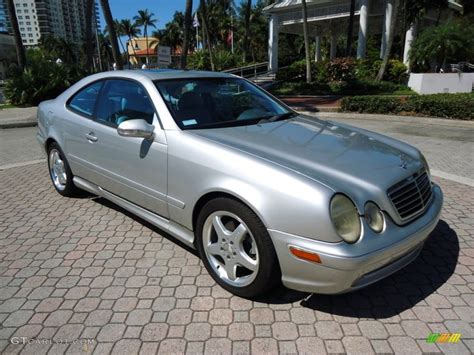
268,14,279,73
403,22,416,66
315,36,322,62
357,0,370,59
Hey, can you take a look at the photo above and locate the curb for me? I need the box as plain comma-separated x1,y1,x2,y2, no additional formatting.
0,117,37,129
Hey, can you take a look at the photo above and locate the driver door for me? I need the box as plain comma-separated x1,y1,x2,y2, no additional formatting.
86,79,169,218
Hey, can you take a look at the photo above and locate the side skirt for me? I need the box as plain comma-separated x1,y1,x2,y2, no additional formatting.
73,176,195,249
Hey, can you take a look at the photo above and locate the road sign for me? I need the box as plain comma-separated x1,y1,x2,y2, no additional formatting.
157,46,171,67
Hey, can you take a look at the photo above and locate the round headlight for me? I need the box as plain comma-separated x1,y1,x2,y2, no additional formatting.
330,194,361,243
364,202,384,233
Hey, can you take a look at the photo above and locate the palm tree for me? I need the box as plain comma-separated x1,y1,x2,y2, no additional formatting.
301,0,311,83
242,0,251,62
121,19,141,64
6,0,26,70
134,9,157,64
180,0,193,69
113,20,127,55
84,0,94,72
199,0,215,71
346,0,356,56
376,0,400,81
99,0,122,69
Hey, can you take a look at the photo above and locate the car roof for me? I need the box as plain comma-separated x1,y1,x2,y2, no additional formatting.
90,69,236,82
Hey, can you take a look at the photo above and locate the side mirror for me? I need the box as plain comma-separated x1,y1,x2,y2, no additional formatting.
117,119,154,139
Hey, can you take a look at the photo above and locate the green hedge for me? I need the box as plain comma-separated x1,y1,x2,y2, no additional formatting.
340,93,474,120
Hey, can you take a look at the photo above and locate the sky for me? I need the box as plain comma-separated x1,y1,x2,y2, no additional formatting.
99,1,201,31
99,0,258,31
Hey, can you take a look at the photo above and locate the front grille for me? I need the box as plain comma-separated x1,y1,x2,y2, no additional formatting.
388,169,433,222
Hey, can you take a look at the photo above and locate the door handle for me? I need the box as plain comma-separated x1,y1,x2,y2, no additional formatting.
85,132,98,142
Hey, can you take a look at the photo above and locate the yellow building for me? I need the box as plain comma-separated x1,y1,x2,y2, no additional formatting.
127,37,158,65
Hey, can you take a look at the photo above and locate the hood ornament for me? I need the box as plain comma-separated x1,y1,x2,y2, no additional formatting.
399,155,408,169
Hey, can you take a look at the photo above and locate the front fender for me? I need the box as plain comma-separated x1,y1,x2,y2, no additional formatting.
166,131,341,243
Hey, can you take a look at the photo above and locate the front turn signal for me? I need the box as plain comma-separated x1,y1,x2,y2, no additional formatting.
289,246,321,264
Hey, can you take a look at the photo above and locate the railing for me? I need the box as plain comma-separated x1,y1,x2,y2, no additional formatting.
451,62,474,73
222,62,270,79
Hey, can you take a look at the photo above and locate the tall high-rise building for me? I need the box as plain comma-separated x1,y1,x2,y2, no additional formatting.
0,0,100,46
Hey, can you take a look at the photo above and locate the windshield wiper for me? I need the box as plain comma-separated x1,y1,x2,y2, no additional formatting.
257,112,296,124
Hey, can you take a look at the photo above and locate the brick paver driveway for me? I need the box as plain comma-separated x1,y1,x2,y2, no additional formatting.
1,162,473,354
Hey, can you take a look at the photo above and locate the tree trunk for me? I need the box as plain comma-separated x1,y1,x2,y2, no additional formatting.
346,0,356,56
84,0,94,72
376,0,399,81
180,0,193,69
200,0,215,71
99,0,122,69
129,36,138,65
6,0,26,70
144,25,149,65
302,0,311,83
242,0,251,62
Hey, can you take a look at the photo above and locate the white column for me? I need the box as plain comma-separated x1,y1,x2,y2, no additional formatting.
330,33,337,60
268,14,279,73
357,0,370,59
315,36,322,62
403,22,416,66
380,0,394,58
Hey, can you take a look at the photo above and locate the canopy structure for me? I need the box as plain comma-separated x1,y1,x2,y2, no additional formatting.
263,0,463,72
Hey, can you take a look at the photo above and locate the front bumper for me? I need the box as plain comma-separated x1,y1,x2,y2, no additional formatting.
270,184,443,294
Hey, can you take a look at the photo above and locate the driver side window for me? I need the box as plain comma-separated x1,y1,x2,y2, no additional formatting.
95,79,155,127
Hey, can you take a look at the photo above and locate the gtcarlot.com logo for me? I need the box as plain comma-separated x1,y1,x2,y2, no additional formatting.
426,333,462,343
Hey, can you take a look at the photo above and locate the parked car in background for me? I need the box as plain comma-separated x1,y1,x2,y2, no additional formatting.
37,70,443,297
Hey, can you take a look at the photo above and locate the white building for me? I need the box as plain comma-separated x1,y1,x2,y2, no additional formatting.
0,0,100,46
264,0,464,72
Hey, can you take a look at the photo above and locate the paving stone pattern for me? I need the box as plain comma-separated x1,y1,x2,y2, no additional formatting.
0,164,473,354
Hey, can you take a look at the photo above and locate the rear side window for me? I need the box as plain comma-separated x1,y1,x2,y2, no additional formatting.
67,81,103,117
95,79,155,127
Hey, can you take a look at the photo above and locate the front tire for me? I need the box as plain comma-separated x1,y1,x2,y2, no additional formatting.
196,197,280,298
47,143,80,197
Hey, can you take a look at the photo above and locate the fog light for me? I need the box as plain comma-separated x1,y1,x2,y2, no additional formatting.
289,246,321,263
365,202,384,233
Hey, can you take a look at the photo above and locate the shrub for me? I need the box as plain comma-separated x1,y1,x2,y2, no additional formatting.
5,49,86,106
386,59,408,84
275,59,307,82
340,93,473,120
276,58,358,83
326,57,356,82
187,50,211,70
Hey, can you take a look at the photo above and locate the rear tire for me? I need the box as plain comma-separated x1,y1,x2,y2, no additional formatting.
196,197,281,298
47,142,81,197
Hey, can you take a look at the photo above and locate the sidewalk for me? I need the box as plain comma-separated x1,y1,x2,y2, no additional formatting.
0,107,37,128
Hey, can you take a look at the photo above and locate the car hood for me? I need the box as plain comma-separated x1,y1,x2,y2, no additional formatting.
190,115,423,200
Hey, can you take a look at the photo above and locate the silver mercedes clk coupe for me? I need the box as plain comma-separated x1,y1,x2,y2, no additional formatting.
37,70,443,298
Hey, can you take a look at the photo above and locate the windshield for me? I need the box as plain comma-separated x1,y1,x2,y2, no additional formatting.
155,77,293,129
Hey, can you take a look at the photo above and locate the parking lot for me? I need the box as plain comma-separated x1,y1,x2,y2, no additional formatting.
0,114,473,354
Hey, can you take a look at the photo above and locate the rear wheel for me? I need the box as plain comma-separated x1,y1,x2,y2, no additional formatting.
196,197,280,298
47,143,80,197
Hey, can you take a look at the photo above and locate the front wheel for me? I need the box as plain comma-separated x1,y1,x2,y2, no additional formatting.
195,197,280,298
